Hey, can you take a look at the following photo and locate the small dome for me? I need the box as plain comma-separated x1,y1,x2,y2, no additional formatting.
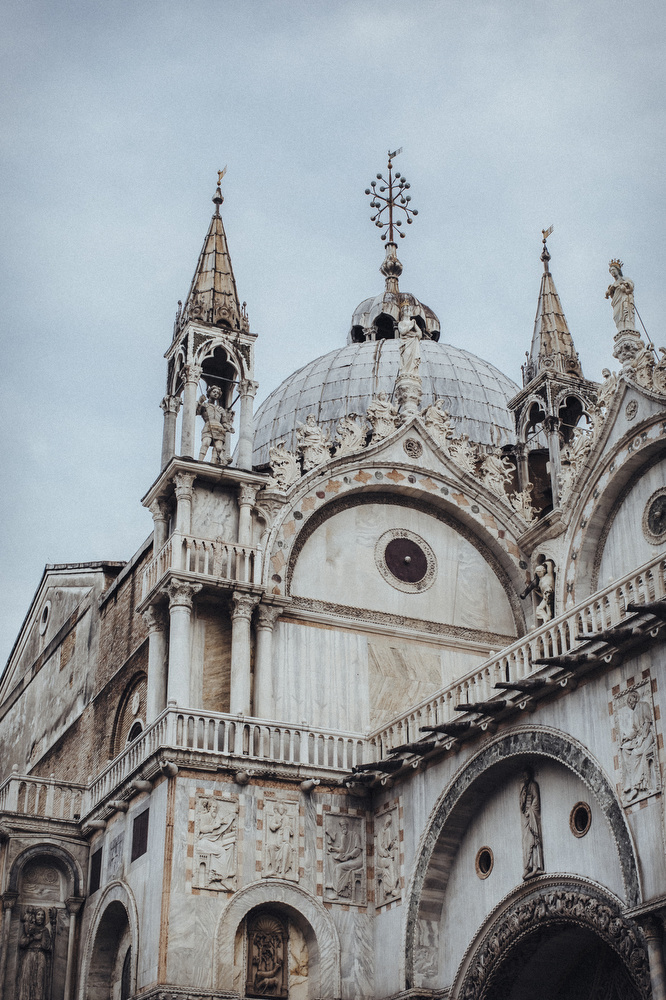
252,339,518,468
348,289,440,344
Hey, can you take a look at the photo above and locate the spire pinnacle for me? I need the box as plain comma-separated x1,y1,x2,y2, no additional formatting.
213,167,226,216
523,228,582,384
365,150,418,292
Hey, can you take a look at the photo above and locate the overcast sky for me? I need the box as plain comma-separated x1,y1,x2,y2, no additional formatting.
1,0,665,664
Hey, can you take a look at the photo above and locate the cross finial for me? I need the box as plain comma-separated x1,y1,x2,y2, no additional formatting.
212,167,227,214
364,149,418,246
541,225,554,271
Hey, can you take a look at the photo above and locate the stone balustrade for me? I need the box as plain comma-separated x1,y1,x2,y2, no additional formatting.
369,553,666,758
0,772,86,822
142,531,262,598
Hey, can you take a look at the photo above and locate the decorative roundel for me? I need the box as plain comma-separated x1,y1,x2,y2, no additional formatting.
569,801,592,838
403,438,423,459
39,601,51,636
475,846,494,879
642,487,666,545
375,529,437,593
131,691,141,716
625,399,638,421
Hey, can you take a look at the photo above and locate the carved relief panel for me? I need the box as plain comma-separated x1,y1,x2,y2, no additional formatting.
263,799,299,881
323,812,366,905
9,858,72,1000
193,792,239,891
612,676,661,806
374,802,402,907
246,912,289,998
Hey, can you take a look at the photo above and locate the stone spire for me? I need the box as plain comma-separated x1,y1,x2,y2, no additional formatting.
180,175,248,333
523,231,582,385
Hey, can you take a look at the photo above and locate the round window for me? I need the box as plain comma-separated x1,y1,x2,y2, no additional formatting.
39,601,51,636
475,846,494,879
375,529,437,593
569,801,592,838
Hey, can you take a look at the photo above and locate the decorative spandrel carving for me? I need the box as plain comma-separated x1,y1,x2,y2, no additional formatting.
296,415,331,471
519,767,544,879
194,794,238,890
246,913,289,998
479,450,514,498
266,442,300,492
264,801,298,881
375,807,400,906
367,392,398,441
421,399,455,451
447,433,478,475
324,813,366,904
197,385,234,465
18,906,56,1000
615,680,660,805
334,414,367,457
509,484,538,524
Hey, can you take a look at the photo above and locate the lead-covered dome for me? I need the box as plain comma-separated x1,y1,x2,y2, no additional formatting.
252,339,518,468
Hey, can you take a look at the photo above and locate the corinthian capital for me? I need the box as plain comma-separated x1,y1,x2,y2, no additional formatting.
256,603,283,630
142,604,167,633
230,591,260,622
148,498,170,522
238,483,258,507
163,580,202,611
173,471,196,500
160,394,182,416
240,379,259,399
182,363,203,385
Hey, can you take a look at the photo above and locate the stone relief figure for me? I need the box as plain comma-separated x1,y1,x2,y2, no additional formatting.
606,261,636,332
265,802,297,880
194,796,237,890
397,307,423,378
324,815,365,903
18,906,55,1000
296,414,331,471
266,441,300,492
197,385,234,465
519,767,544,879
509,484,538,524
246,913,288,998
421,399,455,451
375,811,400,905
596,367,618,412
334,413,367,457
479,450,514,497
619,687,657,802
628,343,655,391
447,433,478,475
366,392,399,440
534,558,556,624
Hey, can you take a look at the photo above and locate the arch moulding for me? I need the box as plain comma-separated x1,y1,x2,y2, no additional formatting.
8,842,83,897
77,880,139,1000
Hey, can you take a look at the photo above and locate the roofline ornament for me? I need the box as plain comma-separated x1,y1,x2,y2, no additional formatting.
365,149,419,293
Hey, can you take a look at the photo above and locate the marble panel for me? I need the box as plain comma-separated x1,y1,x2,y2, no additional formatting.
367,637,441,731
597,458,666,586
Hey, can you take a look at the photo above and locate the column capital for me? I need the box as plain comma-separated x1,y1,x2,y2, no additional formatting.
142,604,167,634
256,603,283,630
65,896,85,916
240,379,259,399
160,394,182,416
173,471,196,499
641,914,666,941
182,363,203,385
231,591,261,622
163,580,202,611
238,483,258,507
148,498,170,521
544,414,560,433
1,892,18,911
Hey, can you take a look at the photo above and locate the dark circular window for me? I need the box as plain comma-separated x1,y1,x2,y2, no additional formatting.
570,801,591,838
384,537,428,583
643,488,666,544
475,846,494,879
375,529,437,593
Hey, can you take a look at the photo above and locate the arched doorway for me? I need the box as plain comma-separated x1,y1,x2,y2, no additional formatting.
87,901,132,1000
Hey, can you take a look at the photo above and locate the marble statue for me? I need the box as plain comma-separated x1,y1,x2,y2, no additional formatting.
197,385,234,465
421,399,455,451
265,802,296,879
653,348,666,395
266,442,300,491
519,768,544,879
296,414,331,471
325,815,364,902
18,907,54,1000
619,688,656,802
606,262,636,332
375,812,400,905
448,433,478,475
366,392,398,440
397,308,423,377
479,450,514,497
596,368,618,412
534,558,556,624
628,344,655,391
246,913,287,997
334,414,367,457
194,797,237,890
509,484,538,524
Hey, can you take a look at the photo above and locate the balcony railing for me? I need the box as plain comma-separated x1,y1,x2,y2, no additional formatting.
369,553,666,758
0,771,86,822
142,532,262,598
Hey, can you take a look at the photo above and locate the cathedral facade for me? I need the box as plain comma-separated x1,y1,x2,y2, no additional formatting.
1,162,666,1000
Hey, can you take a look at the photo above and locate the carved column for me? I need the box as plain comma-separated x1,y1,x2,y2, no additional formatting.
238,483,258,547
164,581,202,707
173,472,196,538
544,414,561,506
237,379,258,471
180,363,202,458
230,591,260,715
514,441,529,492
63,896,84,1000
142,605,168,721
642,917,666,1000
0,893,17,1000
160,394,182,469
254,603,282,717
149,498,170,553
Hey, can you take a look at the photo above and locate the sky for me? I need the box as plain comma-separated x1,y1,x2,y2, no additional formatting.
1,0,665,664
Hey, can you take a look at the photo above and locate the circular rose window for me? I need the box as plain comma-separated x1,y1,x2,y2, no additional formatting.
643,488,666,545
375,529,437,593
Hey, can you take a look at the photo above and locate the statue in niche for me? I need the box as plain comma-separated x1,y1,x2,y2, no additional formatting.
397,307,423,378
296,414,331,471
246,913,288,998
197,385,234,465
325,815,365,902
421,399,455,451
534,558,556,624
619,686,657,802
18,906,56,1000
366,392,398,440
266,441,300,491
519,767,544,879
606,261,636,332
334,413,367,457
375,811,400,905
265,802,297,880
194,796,237,890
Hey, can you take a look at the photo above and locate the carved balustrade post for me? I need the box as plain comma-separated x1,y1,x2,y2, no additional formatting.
641,916,666,1000
163,581,202,707
230,591,260,715
237,379,258,471
180,363,202,458
254,603,282,718
160,394,182,470
0,893,17,1000
237,483,258,548
63,896,84,1000
142,605,168,722
149,498,170,554
173,472,196,538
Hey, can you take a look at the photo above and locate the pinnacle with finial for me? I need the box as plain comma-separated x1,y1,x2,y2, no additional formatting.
212,166,227,215
541,225,553,271
365,149,418,290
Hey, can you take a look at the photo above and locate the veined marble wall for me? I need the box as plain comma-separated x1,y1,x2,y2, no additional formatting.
597,458,666,587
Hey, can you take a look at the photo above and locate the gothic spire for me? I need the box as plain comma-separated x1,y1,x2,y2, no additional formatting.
524,229,582,384
180,172,248,333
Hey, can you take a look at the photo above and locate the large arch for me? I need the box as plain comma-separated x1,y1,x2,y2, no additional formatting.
214,879,341,998
403,726,641,989
78,881,139,1000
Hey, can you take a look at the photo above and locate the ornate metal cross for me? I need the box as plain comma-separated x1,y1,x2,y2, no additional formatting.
365,149,418,243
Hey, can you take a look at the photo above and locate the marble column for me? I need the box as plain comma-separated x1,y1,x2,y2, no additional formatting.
149,499,170,554
544,414,561,506
237,379,258,471
514,441,529,493
63,896,84,1000
230,591,260,715
253,604,282,718
173,472,196,538
164,581,202,707
160,394,182,469
642,917,666,1000
142,605,168,722
0,893,17,1000
238,483,258,547
180,363,202,458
